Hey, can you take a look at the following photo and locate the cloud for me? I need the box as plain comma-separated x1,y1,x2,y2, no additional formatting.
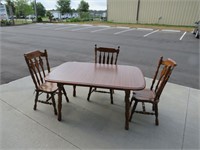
36,0,57,10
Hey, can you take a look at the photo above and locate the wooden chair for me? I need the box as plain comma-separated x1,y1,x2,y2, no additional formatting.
87,44,120,104
24,50,69,115
129,56,177,125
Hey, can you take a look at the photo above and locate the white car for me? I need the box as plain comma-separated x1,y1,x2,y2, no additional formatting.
26,15,35,19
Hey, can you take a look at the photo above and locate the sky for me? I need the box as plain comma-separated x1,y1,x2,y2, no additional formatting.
1,0,106,10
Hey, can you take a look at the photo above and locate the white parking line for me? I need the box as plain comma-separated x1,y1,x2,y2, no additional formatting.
144,30,159,37
97,25,110,28
137,28,153,31
45,23,53,25
161,29,180,32
116,27,130,29
91,27,111,33
81,24,93,26
114,28,135,35
55,25,78,30
179,32,187,40
71,26,94,31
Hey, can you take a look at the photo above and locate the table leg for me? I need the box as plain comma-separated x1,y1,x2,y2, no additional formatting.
57,83,63,121
73,85,76,97
125,90,130,130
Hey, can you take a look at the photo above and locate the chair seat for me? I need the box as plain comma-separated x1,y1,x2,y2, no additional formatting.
38,82,58,93
133,89,156,102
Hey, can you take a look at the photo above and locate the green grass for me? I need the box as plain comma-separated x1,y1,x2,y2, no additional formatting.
97,21,194,31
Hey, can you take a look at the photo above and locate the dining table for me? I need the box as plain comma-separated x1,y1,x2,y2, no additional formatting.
45,61,145,130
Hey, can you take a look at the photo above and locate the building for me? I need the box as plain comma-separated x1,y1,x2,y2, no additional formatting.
107,0,200,26
0,4,8,20
49,10,79,19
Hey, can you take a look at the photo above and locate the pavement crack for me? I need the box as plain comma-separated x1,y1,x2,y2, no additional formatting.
181,88,190,150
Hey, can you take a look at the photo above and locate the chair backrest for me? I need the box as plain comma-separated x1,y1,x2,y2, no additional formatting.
24,50,50,89
94,44,120,65
150,56,177,100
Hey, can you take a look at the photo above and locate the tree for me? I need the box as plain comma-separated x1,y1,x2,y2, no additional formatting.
6,0,15,24
46,11,53,22
57,0,71,15
31,2,46,17
77,0,89,12
15,0,33,18
6,0,15,14
77,0,89,19
37,2,45,17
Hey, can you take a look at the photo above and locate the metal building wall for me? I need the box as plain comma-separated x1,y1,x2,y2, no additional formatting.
107,0,200,26
107,0,138,23
138,0,199,26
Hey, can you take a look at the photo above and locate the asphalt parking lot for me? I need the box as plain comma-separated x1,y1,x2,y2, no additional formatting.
0,23,199,89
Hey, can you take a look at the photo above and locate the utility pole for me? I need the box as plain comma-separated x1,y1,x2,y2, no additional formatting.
8,0,15,25
34,0,37,22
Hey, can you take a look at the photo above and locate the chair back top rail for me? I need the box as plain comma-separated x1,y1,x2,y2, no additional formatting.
95,44,120,65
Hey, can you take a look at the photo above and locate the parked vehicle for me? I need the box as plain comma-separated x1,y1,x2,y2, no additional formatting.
9,15,16,19
192,21,199,39
25,15,35,19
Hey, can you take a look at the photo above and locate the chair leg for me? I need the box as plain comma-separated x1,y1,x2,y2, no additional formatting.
129,101,138,121
87,87,92,101
73,85,76,97
62,86,69,102
142,102,146,112
51,93,57,115
155,104,159,125
130,96,134,106
34,91,39,110
110,89,113,104
152,104,155,111
46,93,49,99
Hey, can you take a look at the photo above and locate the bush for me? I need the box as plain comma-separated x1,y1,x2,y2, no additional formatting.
46,11,53,22
66,18,81,22
79,12,90,19
37,16,43,22
0,20,11,26
66,17,93,22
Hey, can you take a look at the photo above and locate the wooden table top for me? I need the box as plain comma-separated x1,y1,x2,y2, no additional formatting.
45,62,145,91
